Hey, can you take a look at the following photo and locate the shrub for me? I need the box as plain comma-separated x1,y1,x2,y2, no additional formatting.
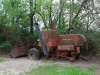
0,41,11,52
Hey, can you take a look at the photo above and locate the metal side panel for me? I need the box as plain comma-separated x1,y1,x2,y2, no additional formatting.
58,45,74,51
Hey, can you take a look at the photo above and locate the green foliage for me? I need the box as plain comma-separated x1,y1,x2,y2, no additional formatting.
82,30,100,55
0,41,11,52
57,26,68,35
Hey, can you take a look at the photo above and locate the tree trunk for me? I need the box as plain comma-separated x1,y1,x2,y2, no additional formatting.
68,0,74,34
72,0,87,25
37,12,48,30
29,0,36,34
49,0,52,29
58,0,63,28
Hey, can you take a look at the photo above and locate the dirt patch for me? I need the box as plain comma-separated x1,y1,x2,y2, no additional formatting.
0,55,100,75
0,56,43,75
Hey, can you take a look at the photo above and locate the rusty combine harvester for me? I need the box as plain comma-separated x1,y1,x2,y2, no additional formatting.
10,23,87,61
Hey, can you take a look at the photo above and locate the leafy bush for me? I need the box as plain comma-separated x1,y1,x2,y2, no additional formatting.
0,41,11,52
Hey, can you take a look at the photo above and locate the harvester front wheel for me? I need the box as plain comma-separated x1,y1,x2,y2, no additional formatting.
28,48,40,60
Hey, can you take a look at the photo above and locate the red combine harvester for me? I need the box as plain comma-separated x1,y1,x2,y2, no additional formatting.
10,23,87,61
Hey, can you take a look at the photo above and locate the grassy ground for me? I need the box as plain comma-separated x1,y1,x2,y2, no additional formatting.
20,65,99,75
0,58,5,63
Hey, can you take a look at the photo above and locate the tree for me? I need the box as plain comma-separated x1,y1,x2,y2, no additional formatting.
0,0,100,54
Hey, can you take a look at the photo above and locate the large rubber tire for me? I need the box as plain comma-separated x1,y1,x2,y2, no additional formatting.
27,48,40,60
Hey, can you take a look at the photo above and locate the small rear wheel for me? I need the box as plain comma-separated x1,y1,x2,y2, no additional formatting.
27,48,40,60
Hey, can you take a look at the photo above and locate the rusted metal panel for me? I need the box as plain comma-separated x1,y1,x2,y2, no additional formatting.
10,45,41,58
57,34,86,46
57,35,73,45
10,46,30,58
39,30,57,47
58,45,74,50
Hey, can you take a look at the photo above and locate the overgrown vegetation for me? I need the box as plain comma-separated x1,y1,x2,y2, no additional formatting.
0,0,100,55
20,65,99,75
0,41,11,52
